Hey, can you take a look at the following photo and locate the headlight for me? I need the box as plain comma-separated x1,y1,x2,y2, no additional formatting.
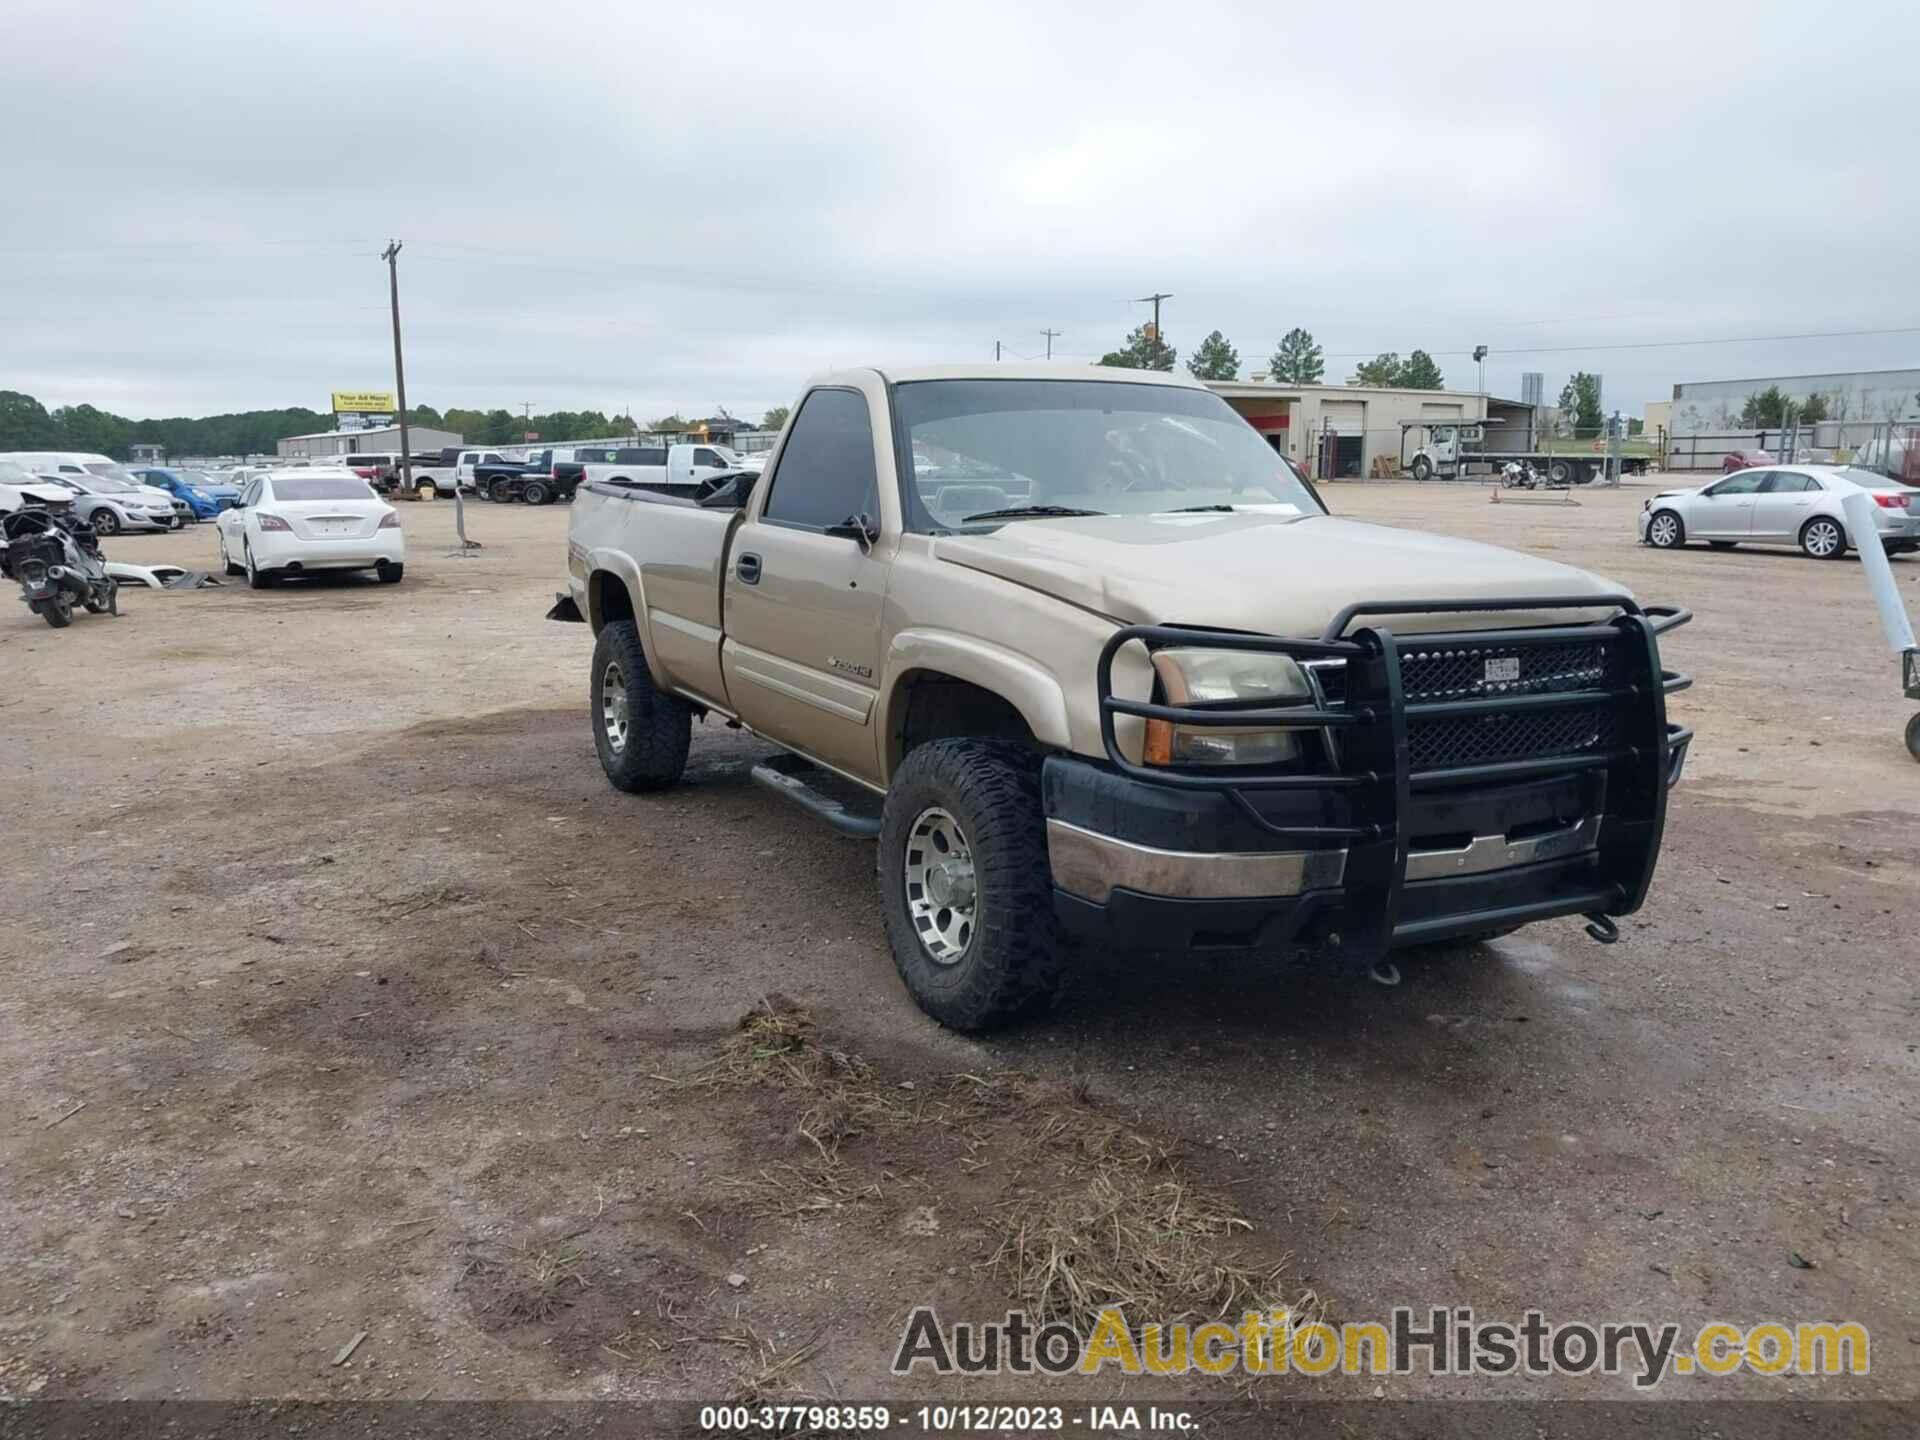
1143,648,1315,767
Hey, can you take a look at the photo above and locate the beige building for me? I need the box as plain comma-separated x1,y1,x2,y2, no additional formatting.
1206,380,1523,479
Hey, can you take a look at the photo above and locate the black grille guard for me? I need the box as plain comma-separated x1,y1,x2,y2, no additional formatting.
1095,596,1693,954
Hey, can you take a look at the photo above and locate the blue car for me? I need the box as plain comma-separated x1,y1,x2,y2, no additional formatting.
131,467,238,520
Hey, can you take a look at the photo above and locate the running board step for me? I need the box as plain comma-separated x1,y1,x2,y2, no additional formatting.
749,755,882,839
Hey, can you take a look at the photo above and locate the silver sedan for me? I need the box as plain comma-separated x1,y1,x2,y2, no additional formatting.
1639,464,1920,559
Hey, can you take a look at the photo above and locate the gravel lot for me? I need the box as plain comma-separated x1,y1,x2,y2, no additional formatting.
2,480,1914,1409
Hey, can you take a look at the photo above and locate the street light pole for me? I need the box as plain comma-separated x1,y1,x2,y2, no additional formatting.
1040,328,1061,359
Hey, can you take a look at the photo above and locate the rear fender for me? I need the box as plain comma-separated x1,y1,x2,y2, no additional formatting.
880,629,1072,781
584,550,666,679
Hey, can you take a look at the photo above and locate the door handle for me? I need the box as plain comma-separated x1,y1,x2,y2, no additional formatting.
736,552,762,585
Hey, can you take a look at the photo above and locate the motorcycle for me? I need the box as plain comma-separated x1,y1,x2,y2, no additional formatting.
1500,460,1544,490
4,508,118,628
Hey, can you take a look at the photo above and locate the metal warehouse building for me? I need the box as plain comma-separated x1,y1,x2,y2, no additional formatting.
1669,367,1920,434
277,424,463,459
1205,380,1537,479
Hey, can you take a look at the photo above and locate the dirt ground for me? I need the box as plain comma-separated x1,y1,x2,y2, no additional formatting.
2,479,1915,1414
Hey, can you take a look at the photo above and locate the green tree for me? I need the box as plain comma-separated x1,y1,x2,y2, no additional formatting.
51,404,132,458
1399,350,1445,390
1792,391,1829,424
0,391,62,449
1098,324,1176,372
1267,328,1324,384
1558,373,1604,438
1348,353,1403,387
1185,330,1239,381
650,414,688,433
1737,385,1789,428
760,405,791,431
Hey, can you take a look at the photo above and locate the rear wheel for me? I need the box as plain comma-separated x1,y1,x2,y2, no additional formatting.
524,480,551,505
1800,515,1846,560
375,561,404,584
1547,458,1575,485
590,620,691,792
244,542,277,589
33,594,73,628
879,738,1062,1032
1646,510,1684,548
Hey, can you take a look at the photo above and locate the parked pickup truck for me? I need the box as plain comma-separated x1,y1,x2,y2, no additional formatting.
553,442,763,495
550,364,1694,1031
477,448,576,505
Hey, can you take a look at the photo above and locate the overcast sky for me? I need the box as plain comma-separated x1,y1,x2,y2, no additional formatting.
5,0,1917,423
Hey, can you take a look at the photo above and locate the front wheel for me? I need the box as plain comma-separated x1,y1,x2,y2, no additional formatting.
1646,510,1684,548
1800,515,1846,560
879,738,1062,1032
91,509,122,537
1410,457,1432,482
590,620,691,792
221,533,244,576
415,481,437,501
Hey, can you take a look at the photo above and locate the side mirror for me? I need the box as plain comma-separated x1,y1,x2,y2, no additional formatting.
825,512,878,549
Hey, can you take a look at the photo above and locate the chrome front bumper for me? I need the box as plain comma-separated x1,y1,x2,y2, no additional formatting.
1047,814,1603,905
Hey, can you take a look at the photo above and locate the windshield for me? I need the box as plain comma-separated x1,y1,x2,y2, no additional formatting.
83,475,140,493
83,462,142,485
177,470,218,486
892,379,1323,532
272,477,374,502
0,461,33,483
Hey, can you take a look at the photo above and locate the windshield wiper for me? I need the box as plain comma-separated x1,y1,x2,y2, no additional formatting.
1161,504,1235,513
960,504,1108,523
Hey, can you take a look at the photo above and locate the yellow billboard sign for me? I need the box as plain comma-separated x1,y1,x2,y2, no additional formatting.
331,390,397,414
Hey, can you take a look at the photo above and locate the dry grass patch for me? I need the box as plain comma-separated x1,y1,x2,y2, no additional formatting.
460,1238,592,1325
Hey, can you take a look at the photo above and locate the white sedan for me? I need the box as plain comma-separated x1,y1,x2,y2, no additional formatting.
216,468,405,589
1639,464,1920,560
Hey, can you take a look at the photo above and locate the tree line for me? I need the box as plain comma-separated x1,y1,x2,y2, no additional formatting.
0,390,794,461
1095,326,1447,390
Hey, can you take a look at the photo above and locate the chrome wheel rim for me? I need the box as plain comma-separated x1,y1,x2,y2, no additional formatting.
1650,514,1677,545
1805,520,1840,557
601,661,629,754
904,807,976,965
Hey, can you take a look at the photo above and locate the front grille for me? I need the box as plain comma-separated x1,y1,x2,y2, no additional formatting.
1407,704,1615,772
1398,638,1611,702
1399,634,1621,773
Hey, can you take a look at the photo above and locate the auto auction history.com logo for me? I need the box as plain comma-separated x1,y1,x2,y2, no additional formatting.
892,1306,1870,1389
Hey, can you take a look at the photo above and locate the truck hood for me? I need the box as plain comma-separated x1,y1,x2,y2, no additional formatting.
931,511,1629,636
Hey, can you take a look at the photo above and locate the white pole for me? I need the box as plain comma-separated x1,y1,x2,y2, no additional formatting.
1841,489,1916,654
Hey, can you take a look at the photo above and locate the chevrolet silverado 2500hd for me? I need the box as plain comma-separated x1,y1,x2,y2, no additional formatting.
551,365,1693,1031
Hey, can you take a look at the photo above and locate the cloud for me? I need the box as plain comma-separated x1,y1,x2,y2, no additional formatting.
2,0,1916,420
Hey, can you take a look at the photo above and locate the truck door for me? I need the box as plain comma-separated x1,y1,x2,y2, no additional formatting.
721,387,892,781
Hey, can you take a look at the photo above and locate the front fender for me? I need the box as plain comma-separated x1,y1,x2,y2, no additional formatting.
880,628,1073,776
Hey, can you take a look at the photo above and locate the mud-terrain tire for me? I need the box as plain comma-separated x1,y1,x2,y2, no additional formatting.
590,619,691,792
879,738,1062,1032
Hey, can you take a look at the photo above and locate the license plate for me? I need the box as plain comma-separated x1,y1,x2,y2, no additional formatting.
312,518,355,534
1484,656,1521,684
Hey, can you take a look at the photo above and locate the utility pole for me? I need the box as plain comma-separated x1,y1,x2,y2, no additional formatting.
994,340,1002,362
1040,328,1061,359
382,240,414,501
1135,292,1173,342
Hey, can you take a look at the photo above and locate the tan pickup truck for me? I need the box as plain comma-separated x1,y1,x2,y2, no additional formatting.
550,364,1693,1031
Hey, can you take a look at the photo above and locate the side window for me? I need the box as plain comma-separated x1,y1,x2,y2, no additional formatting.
1761,472,1811,493
1709,473,1765,497
694,447,724,468
242,479,262,506
760,389,877,530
